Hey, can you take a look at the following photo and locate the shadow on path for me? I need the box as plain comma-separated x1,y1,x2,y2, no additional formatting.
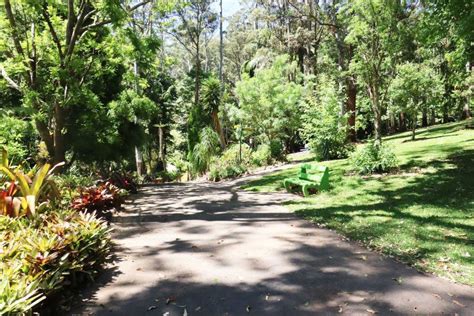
71,177,474,316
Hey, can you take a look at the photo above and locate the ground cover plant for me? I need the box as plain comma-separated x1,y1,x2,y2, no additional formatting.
243,121,474,286
0,208,112,315
0,148,113,315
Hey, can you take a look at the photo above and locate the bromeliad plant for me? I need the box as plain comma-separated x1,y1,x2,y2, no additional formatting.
0,209,112,315
0,147,62,218
71,182,125,221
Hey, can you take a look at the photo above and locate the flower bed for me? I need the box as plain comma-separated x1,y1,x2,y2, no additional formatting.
0,209,112,315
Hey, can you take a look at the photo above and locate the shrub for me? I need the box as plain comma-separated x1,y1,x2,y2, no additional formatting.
0,116,36,164
0,209,111,315
310,134,354,161
301,74,354,160
209,162,247,181
251,144,273,167
350,141,398,174
71,182,125,221
269,140,285,160
107,172,138,194
189,127,220,175
208,144,251,181
221,143,252,165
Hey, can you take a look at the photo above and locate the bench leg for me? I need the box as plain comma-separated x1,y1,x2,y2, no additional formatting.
283,181,291,192
302,185,310,197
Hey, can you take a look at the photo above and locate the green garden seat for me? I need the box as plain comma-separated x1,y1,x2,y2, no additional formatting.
283,164,330,197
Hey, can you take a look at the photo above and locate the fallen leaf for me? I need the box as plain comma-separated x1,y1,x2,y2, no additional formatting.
359,255,367,261
338,306,343,313
432,293,442,299
195,306,202,311
366,308,377,314
147,305,157,311
136,268,142,271
452,300,466,307
447,293,454,297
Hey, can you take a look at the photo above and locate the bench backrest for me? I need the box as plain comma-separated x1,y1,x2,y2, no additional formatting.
299,164,329,186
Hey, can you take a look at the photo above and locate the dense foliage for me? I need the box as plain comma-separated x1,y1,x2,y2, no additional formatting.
350,141,399,175
0,0,471,179
0,210,111,315
0,0,472,311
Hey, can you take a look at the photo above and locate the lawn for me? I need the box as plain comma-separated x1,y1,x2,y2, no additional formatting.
242,120,474,286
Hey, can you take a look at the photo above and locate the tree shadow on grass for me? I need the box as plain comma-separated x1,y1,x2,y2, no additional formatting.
291,149,474,282
384,121,469,142
69,166,474,315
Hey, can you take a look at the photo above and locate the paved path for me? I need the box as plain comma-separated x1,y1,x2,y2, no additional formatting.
73,178,474,315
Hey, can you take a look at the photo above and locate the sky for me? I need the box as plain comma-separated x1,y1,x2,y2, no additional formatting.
221,0,243,17
211,0,244,29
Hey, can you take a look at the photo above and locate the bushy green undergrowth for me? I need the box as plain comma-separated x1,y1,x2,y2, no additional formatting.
208,143,281,181
0,148,127,314
0,210,112,315
350,140,398,174
243,121,474,285
301,74,354,161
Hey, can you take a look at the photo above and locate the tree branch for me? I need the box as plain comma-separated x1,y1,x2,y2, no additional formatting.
0,65,21,91
41,3,64,61
4,0,25,57
66,0,76,47
128,0,152,12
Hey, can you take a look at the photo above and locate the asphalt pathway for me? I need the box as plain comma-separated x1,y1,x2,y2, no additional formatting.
72,176,474,315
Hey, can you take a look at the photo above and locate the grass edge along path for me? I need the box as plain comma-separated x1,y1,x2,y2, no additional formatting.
242,120,474,286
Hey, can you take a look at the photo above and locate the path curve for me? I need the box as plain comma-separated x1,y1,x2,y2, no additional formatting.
73,178,474,315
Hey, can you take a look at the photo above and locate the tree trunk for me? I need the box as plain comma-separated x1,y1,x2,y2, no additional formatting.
368,85,382,143
219,0,223,88
430,109,436,125
443,105,449,123
135,147,143,176
462,103,472,119
194,42,201,106
389,111,396,134
399,112,407,132
422,109,428,127
133,60,144,176
158,125,166,172
53,103,66,164
211,110,226,149
346,77,357,142
411,116,416,141
34,119,54,159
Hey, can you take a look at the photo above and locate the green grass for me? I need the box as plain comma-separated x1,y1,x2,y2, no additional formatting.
242,120,474,285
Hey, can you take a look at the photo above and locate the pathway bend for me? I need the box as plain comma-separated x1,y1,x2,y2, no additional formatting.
72,179,474,315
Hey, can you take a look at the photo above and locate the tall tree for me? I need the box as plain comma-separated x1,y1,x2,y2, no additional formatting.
0,0,153,165
345,0,400,143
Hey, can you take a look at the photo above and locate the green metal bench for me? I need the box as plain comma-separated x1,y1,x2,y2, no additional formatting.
283,164,330,197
